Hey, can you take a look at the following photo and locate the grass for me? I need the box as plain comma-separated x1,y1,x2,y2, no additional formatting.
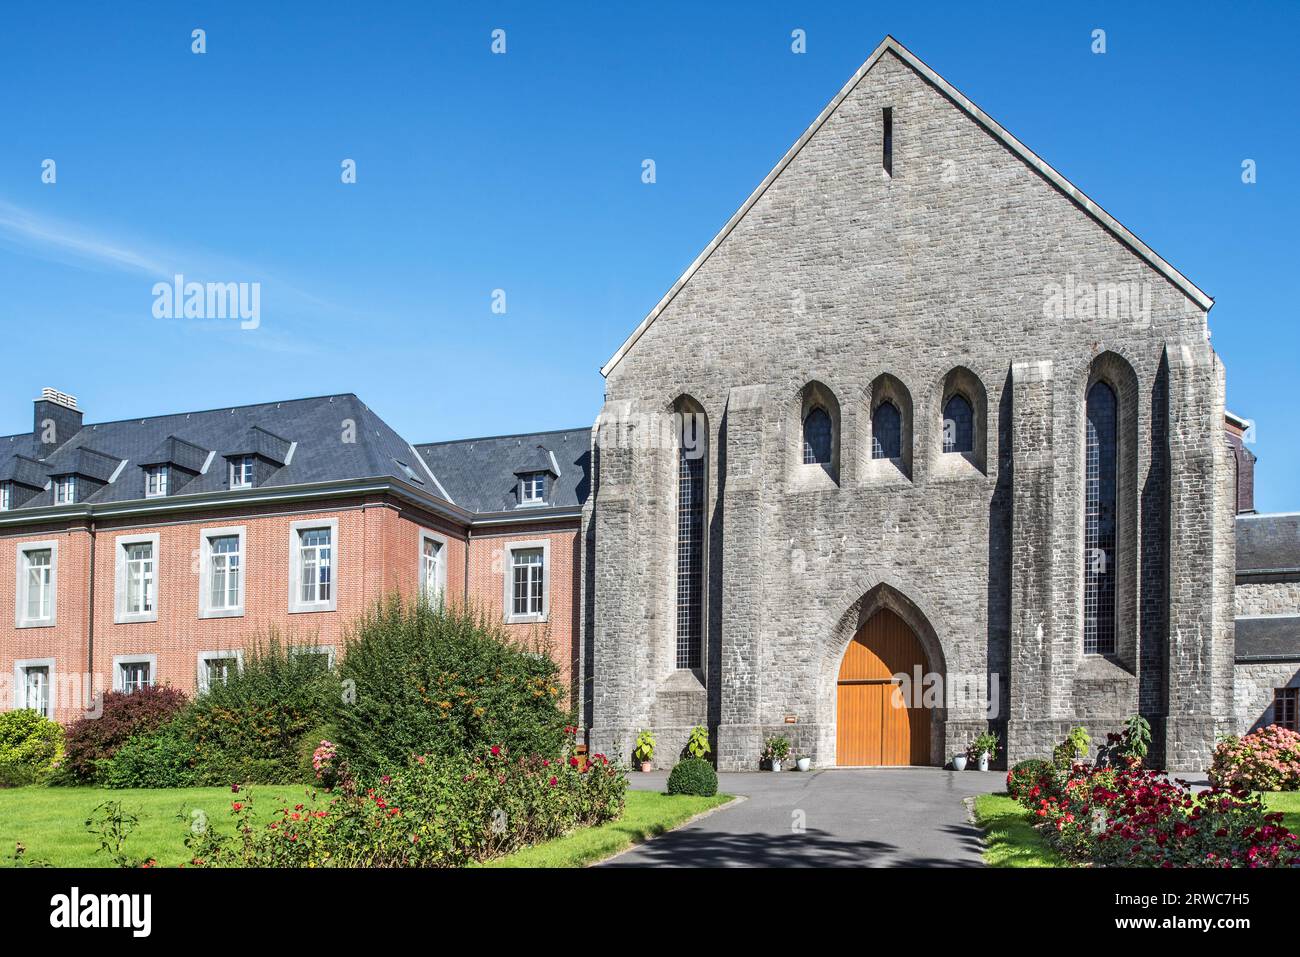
972,793,1066,867
0,784,322,868
481,790,734,868
1262,791,1300,832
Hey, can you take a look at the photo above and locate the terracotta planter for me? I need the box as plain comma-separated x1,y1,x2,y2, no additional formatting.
639,761,654,773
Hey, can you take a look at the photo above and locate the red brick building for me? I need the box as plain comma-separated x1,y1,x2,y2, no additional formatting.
0,389,585,722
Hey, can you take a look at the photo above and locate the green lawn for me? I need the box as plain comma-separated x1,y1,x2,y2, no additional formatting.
0,784,322,868
1262,791,1300,832
974,790,1300,868
482,790,734,868
972,793,1066,867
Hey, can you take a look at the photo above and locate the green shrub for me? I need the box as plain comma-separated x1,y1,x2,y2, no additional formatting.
186,746,627,868
334,597,571,783
61,686,188,783
100,720,197,789
178,632,341,786
0,710,64,787
667,757,717,796
1005,758,1053,800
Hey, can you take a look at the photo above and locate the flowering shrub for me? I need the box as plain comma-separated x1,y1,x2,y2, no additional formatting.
185,741,627,868
1017,763,1300,868
0,710,65,787
61,685,188,783
312,740,340,788
335,598,573,783
1006,759,1054,800
1208,726,1300,792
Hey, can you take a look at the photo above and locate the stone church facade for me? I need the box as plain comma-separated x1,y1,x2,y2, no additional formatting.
581,37,1246,772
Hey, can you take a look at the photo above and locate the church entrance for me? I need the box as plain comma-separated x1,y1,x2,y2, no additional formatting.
835,608,932,765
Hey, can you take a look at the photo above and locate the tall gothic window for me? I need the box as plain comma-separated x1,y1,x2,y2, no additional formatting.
1084,382,1117,655
676,414,705,669
872,401,902,459
802,407,832,465
943,394,974,454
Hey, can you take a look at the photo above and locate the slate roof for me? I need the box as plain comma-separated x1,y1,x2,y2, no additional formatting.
1235,616,1300,663
1236,513,1300,577
0,394,437,511
415,428,590,514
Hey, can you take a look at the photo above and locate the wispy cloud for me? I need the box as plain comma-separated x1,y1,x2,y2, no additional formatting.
0,198,171,275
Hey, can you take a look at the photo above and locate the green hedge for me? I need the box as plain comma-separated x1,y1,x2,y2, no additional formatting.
334,597,572,783
0,710,64,787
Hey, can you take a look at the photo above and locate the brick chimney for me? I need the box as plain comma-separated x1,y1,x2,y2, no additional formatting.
33,387,83,458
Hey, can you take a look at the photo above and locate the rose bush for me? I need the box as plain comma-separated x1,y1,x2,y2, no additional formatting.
1017,763,1300,868
1208,725,1300,792
185,739,627,868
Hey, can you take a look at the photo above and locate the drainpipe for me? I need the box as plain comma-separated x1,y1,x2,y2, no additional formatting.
463,528,472,605
86,518,96,711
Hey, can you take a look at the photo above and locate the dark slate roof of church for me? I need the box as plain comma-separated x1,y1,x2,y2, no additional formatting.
1236,513,1300,576
1235,616,1300,663
0,394,432,509
415,428,590,513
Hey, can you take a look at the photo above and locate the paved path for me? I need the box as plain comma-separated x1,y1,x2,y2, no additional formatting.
603,767,1006,867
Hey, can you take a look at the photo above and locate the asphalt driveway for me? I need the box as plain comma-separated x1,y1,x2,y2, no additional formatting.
602,767,1006,867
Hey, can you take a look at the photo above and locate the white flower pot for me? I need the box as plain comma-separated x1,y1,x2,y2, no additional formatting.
978,752,990,772
796,757,811,772
771,759,782,773
952,754,967,771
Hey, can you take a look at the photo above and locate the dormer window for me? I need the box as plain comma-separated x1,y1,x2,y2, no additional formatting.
230,456,255,489
54,475,76,505
145,465,169,498
521,471,546,504
0,482,11,511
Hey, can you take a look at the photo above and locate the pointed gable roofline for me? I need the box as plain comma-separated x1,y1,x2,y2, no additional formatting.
600,35,1214,379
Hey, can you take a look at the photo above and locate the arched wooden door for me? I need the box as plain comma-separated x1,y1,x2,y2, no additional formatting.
836,608,931,766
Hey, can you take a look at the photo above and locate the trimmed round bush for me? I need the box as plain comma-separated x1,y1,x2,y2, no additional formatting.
0,710,64,787
667,757,718,796
335,597,572,784
1006,758,1053,800
62,685,188,783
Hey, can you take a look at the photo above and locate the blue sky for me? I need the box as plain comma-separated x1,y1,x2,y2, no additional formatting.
0,2,1296,509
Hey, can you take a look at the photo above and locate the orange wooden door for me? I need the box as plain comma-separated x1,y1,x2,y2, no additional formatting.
836,608,931,766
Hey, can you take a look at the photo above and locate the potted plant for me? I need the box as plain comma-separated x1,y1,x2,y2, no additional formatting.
951,752,968,771
763,735,790,772
685,725,711,760
970,731,999,772
634,729,656,772
796,754,811,772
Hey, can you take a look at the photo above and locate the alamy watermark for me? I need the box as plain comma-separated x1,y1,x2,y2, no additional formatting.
152,274,260,329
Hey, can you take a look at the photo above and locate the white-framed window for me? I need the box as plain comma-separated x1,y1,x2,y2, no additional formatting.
419,530,447,604
14,659,55,718
199,526,246,619
289,519,338,613
0,481,12,511
230,456,255,489
113,654,156,694
520,472,547,504
144,465,169,498
197,650,244,692
114,533,160,624
504,540,549,623
15,540,58,628
54,475,76,505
